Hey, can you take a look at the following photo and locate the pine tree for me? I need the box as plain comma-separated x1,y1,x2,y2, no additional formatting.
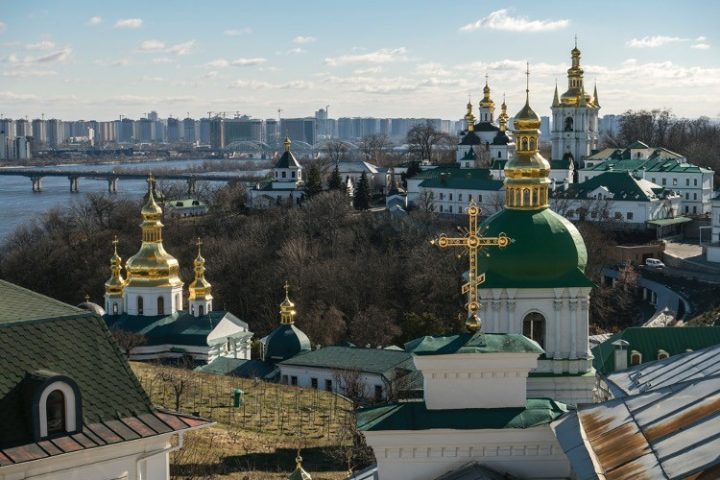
353,171,371,210
327,164,342,190
304,164,323,197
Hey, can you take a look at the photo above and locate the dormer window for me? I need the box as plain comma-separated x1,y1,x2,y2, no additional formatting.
46,390,65,434
31,374,82,440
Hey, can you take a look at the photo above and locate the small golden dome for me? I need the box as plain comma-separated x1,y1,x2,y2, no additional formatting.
189,238,212,299
283,135,292,152
105,236,126,295
280,282,297,324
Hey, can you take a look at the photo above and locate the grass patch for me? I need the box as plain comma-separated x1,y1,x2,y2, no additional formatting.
130,362,360,479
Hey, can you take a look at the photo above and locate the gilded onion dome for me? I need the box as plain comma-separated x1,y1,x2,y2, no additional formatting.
188,238,212,302
125,176,183,288
280,282,296,325
105,236,126,295
464,98,476,132
504,64,551,210
498,94,509,132
479,76,495,110
560,41,596,107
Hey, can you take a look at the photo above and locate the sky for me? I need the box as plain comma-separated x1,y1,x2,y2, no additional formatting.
0,0,719,121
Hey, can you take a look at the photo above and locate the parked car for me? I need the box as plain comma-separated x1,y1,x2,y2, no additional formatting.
645,258,666,269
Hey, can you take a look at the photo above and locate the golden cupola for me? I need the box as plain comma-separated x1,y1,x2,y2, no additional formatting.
105,236,126,296
560,41,595,107
188,238,212,303
124,176,183,288
279,282,297,325
464,98,476,132
479,76,495,110
498,94,509,132
503,65,551,210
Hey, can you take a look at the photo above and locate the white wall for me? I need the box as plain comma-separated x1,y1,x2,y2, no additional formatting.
278,365,389,400
124,285,183,316
364,426,570,480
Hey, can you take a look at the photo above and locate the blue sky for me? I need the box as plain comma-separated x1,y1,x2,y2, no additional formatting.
1,0,718,121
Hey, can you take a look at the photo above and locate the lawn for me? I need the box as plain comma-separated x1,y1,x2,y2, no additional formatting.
130,362,362,479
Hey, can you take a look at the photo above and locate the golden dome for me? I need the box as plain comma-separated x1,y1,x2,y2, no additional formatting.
105,236,126,295
280,282,296,325
283,135,292,152
559,42,596,107
125,176,183,288
188,238,212,300
464,98,476,131
479,76,495,109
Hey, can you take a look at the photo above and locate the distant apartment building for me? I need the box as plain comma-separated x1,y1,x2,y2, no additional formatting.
31,119,47,144
209,117,224,149
46,119,64,147
540,116,551,140
599,115,621,136
199,118,212,144
136,118,154,142
265,119,279,145
280,117,315,145
14,119,31,137
166,117,180,143
182,118,196,142
118,118,134,143
0,119,15,140
223,116,264,144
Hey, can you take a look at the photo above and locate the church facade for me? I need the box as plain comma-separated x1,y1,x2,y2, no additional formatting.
102,177,253,363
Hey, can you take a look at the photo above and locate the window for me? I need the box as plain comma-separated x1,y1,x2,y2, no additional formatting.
657,349,669,360
614,212,622,220
325,379,332,392
458,194,462,202
522,312,545,348
449,193,453,201
137,296,143,315
439,205,444,213
282,375,289,384
627,212,634,220
498,151,501,158
112,303,118,315
630,351,642,365
46,390,65,435
564,117,574,132
686,178,690,186
157,296,164,315
281,171,286,178
291,376,298,386
694,193,697,200
439,193,444,200
673,178,677,186
662,178,667,186
685,193,689,200
651,177,656,184
693,206,697,214
478,195,483,202
198,305,204,316
374,385,383,402
694,178,698,186
448,205,453,213
311,378,318,389
291,171,296,178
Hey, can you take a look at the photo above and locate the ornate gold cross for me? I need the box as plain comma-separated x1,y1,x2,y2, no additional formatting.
431,201,512,332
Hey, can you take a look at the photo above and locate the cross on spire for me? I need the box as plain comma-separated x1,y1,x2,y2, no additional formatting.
525,62,530,94
574,33,578,49
431,200,512,332
112,235,119,251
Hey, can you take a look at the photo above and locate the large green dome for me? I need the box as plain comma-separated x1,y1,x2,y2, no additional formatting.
264,324,311,363
477,208,594,289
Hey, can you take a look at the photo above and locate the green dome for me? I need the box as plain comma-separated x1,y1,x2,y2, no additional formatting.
264,324,311,363
478,208,594,289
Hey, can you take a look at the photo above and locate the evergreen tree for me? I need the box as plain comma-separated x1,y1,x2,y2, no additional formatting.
327,164,342,190
304,164,323,197
353,171,371,210
402,160,422,189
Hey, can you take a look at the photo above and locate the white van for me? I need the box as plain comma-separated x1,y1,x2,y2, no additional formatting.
645,258,665,269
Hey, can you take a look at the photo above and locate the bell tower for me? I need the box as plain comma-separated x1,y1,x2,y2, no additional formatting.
551,40,600,168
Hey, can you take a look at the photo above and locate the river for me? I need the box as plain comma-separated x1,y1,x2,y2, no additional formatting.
0,158,269,240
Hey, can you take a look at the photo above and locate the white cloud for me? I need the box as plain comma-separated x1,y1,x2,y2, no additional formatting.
353,67,382,75
224,28,252,36
696,36,707,42
0,91,40,102
151,57,175,64
108,94,195,105
691,43,710,50
2,69,57,77
324,47,407,66
207,58,229,68
115,18,143,29
460,9,569,32
282,48,306,55
230,79,313,90
626,35,687,48
166,40,195,56
139,40,165,51
415,62,452,77
94,58,130,67
26,41,55,51
231,57,267,66
203,71,219,78
86,16,102,26
293,36,316,44
6,47,72,65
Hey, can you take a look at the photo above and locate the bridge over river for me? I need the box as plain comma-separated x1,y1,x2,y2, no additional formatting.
0,168,266,194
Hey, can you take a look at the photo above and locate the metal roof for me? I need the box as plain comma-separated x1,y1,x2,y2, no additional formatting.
553,375,720,480
606,344,720,398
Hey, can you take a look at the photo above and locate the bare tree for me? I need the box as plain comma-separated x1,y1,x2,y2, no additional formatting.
333,368,368,407
322,140,350,164
112,330,147,357
155,364,196,412
358,134,391,165
406,121,453,164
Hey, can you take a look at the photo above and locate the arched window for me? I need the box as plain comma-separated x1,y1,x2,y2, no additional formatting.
523,312,545,348
521,137,529,151
657,349,669,360
529,138,536,151
175,294,180,310
157,296,164,315
112,303,118,315
137,296,144,315
522,188,531,206
46,390,65,435
630,351,642,365
497,151,501,158
564,117,574,132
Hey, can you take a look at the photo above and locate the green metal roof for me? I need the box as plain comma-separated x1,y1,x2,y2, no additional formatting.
419,168,503,191
478,208,595,289
278,346,414,377
105,310,232,346
550,158,573,169
405,332,544,356
552,171,674,203
264,323,311,363
459,131,482,146
592,326,720,374
0,281,152,448
647,216,692,226
356,398,569,432
584,145,712,174
0,280,84,324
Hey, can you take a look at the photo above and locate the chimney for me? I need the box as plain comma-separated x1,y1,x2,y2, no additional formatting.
612,339,630,371
563,177,570,191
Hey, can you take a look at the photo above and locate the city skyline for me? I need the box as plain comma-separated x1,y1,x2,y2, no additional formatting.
1,0,719,120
